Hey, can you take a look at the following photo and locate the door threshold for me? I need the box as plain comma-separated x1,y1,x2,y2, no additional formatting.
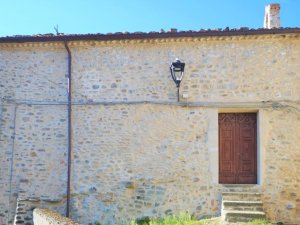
219,184,262,192
220,184,259,186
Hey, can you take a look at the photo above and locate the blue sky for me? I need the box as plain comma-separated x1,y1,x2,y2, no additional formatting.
0,0,299,36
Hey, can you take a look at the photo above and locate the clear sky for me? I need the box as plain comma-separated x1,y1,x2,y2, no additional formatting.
0,0,299,36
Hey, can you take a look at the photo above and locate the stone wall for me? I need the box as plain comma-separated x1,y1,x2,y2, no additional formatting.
0,103,16,225
261,108,300,224
70,39,299,103
0,45,68,224
71,105,214,224
33,208,82,225
0,35,300,225
14,199,66,225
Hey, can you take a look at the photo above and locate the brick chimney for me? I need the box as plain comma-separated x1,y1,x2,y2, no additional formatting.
264,3,280,29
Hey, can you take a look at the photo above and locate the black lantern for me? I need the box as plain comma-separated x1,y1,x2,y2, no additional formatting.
170,58,185,101
170,58,185,87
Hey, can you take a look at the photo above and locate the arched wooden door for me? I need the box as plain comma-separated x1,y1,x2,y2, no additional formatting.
219,113,257,184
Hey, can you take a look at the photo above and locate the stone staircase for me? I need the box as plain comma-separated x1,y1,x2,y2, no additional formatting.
221,186,265,223
13,198,65,225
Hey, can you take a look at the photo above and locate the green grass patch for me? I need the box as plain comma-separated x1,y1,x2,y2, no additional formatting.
130,214,198,225
90,214,274,225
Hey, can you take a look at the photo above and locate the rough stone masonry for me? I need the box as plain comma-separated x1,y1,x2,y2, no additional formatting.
0,6,300,225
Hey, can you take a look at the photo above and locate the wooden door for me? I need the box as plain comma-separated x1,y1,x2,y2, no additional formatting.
219,113,257,184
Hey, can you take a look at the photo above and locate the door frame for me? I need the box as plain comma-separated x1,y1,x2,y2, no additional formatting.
207,109,267,185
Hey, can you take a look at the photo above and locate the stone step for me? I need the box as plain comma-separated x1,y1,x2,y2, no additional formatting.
224,210,265,222
222,192,262,201
223,200,263,211
221,184,261,193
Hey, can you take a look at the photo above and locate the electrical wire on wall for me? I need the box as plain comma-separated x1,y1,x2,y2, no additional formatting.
1,97,300,111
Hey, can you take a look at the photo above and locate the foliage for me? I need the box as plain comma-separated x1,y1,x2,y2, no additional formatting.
88,222,102,225
91,215,274,225
130,213,202,225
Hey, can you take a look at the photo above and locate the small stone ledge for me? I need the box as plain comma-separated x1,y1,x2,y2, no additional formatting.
33,208,82,225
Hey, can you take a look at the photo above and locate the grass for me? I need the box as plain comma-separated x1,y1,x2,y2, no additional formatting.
90,214,274,225
129,214,274,225
129,213,202,225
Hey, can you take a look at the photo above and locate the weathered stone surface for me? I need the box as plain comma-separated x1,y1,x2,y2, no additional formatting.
222,191,265,223
71,105,212,224
33,208,82,225
13,199,66,225
69,40,300,103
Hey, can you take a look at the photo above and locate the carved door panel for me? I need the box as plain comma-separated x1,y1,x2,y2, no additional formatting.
219,113,257,184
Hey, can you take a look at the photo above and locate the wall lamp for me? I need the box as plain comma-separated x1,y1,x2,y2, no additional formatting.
170,58,185,102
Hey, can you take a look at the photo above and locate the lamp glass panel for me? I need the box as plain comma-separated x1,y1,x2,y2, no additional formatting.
174,70,182,80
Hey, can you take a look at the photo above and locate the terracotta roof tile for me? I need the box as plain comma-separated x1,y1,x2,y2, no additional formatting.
0,27,299,43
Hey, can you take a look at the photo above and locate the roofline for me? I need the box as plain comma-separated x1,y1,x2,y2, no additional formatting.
0,28,300,43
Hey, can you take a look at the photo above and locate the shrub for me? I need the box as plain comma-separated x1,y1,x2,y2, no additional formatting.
88,222,102,225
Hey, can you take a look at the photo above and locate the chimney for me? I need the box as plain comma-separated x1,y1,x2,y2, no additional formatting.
264,3,280,29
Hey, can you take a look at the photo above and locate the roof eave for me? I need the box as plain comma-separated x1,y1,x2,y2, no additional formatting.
0,28,300,43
